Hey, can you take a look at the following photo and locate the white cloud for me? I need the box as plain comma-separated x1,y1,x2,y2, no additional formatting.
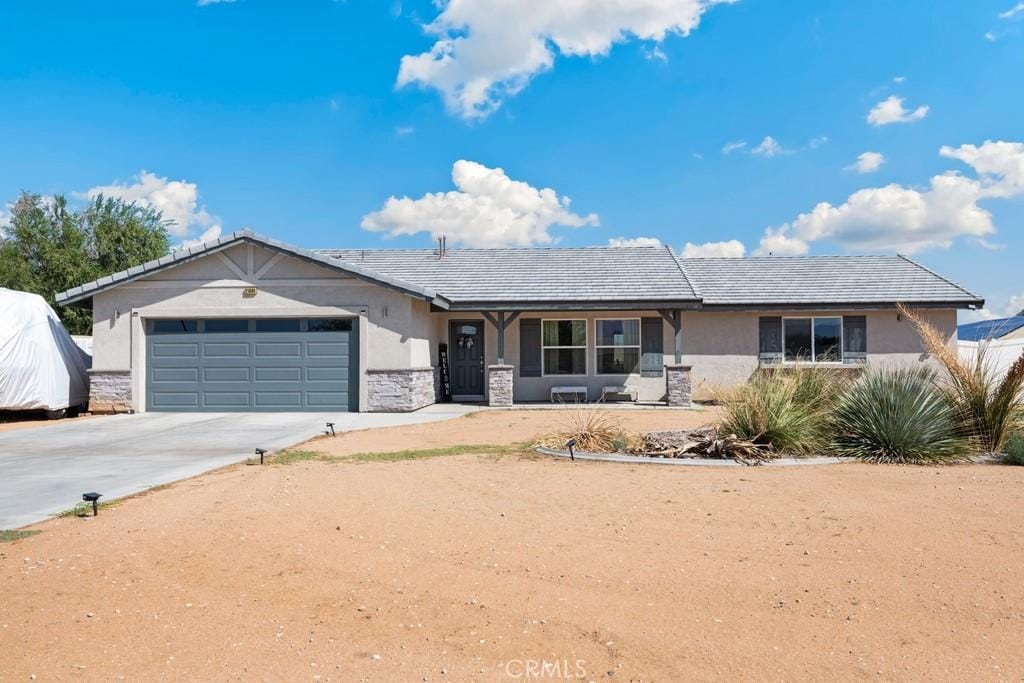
608,236,661,247
867,95,929,126
682,239,746,258
361,160,599,248
846,151,885,174
893,75,906,84
721,140,747,155
985,31,997,41
396,0,733,120
0,204,9,228
83,170,222,239
753,227,808,256
176,225,223,251
808,135,829,150
754,140,1024,256
999,2,1024,19
396,125,415,137
751,136,784,158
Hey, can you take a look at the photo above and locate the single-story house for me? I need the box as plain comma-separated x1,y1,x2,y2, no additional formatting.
56,230,984,413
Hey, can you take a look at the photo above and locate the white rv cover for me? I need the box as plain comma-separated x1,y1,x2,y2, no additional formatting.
0,288,91,411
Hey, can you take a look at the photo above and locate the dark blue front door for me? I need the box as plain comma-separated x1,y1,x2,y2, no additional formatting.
449,321,484,398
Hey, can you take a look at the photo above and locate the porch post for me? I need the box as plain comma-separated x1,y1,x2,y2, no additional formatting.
482,311,520,407
497,311,506,364
673,310,683,364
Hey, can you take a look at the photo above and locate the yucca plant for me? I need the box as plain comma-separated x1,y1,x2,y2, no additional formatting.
718,367,847,455
831,366,972,464
1006,434,1024,466
899,304,1024,453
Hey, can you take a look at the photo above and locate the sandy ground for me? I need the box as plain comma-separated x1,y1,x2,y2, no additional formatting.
2,408,1023,681
0,412,102,433
303,406,719,456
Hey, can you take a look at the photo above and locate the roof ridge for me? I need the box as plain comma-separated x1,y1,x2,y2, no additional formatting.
896,254,984,304
665,245,702,298
681,254,903,261
318,245,667,253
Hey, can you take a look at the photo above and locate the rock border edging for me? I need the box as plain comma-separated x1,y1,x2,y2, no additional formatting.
534,446,854,467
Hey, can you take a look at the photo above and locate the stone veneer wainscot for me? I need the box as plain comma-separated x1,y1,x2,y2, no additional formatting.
88,369,132,413
366,367,436,412
665,364,692,407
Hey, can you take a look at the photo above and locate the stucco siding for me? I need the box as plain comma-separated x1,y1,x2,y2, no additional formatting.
683,308,957,401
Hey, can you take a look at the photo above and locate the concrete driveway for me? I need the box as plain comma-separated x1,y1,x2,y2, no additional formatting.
0,405,475,529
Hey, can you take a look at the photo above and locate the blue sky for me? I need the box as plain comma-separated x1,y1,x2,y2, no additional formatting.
1,0,1021,319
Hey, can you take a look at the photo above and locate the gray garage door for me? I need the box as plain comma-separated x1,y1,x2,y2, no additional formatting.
146,318,358,412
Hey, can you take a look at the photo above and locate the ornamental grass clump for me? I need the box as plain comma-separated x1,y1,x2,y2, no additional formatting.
538,408,642,454
718,367,846,455
831,366,972,464
899,304,1024,453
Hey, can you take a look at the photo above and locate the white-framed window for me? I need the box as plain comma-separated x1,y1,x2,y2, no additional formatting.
595,318,641,375
783,317,843,363
542,319,587,376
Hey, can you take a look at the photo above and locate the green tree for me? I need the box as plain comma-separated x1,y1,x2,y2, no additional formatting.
0,192,170,334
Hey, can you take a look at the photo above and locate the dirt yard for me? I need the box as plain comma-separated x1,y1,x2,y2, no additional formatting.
2,408,1023,680
0,411,101,433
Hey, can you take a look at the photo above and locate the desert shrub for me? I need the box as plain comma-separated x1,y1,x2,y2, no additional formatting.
1006,434,1024,466
831,366,972,464
718,367,847,455
537,408,641,453
900,304,1024,453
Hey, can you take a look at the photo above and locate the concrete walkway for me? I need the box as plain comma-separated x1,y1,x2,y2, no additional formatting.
0,404,475,529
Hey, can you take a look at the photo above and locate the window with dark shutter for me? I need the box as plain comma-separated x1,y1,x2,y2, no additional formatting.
759,316,783,365
519,318,542,377
640,317,664,377
843,315,867,364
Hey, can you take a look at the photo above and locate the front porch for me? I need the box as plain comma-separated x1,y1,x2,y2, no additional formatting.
433,308,694,408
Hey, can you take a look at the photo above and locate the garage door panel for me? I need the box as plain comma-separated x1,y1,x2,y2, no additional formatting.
151,392,200,408
203,392,253,409
152,367,199,383
254,366,303,382
254,391,303,408
203,367,251,382
307,341,349,357
254,342,302,357
203,342,251,358
151,342,200,358
307,392,349,407
306,366,346,382
147,318,357,412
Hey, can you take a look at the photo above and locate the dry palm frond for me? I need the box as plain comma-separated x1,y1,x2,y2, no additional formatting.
899,303,1024,452
640,427,774,465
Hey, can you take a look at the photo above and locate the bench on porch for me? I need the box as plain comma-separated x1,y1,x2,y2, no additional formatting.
599,384,638,402
551,386,588,403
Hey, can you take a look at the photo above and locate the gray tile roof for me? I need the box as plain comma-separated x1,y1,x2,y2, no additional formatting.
320,246,700,307
679,255,983,307
56,229,984,311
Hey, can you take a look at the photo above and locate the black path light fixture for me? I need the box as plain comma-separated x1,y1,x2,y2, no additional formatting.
325,422,336,437
82,492,102,516
255,448,267,465
565,438,577,462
